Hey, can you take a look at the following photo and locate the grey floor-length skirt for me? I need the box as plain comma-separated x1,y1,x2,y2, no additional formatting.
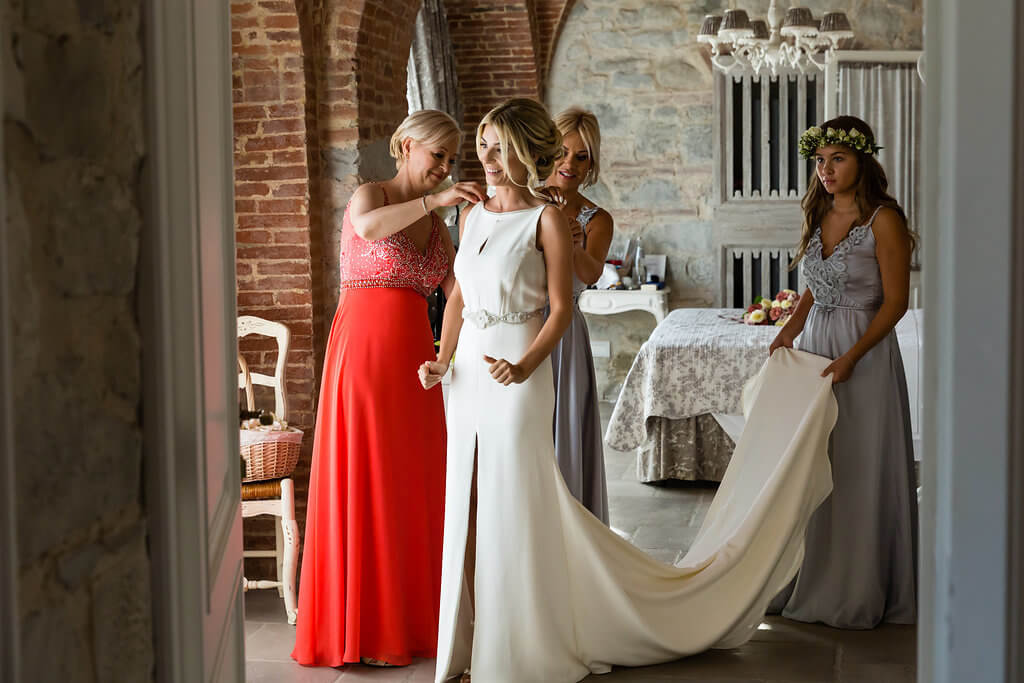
550,304,609,524
769,305,918,628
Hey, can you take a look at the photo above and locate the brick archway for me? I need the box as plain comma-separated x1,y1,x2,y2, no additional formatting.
314,0,425,316
231,0,424,578
230,0,576,578
536,0,578,91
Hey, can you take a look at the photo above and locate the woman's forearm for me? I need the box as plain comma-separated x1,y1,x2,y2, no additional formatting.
516,301,572,375
846,300,907,364
783,288,815,335
351,197,431,241
436,288,464,366
573,245,605,285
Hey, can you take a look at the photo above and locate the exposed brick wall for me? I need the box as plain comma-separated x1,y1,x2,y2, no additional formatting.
535,0,574,88
296,0,325,384
231,0,319,579
316,0,423,320
445,0,542,180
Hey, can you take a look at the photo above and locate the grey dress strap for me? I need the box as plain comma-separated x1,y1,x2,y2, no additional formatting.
865,205,883,227
576,206,601,248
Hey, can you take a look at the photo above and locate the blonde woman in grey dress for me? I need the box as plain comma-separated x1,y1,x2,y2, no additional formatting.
769,116,918,628
541,107,613,524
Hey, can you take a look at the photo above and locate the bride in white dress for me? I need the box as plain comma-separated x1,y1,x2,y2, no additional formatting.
419,98,840,683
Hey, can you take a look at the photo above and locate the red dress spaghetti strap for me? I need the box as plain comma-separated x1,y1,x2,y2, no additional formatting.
292,186,448,666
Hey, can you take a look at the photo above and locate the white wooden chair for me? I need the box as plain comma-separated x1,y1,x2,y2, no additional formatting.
237,315,299,625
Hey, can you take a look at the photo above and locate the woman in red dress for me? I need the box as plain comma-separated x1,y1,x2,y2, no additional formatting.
293,110,486,668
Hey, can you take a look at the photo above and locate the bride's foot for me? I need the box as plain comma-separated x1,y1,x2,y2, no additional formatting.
360,657,400,667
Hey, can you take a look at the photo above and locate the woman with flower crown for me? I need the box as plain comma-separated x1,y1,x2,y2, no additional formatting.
768,115,918,629
418,98,843,683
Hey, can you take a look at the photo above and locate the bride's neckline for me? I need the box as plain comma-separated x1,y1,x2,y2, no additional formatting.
480,203,544,215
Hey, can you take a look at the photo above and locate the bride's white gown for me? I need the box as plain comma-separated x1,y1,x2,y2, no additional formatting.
437,204,838,683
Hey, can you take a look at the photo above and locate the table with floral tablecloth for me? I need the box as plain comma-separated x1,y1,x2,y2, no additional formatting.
604,308,776,482
605,308,923,482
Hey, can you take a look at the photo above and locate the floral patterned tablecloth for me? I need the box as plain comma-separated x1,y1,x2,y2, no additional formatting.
605,308,778,452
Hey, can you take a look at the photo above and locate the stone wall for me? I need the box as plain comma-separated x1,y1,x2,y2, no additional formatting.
545,0,922,399
2,0,153,680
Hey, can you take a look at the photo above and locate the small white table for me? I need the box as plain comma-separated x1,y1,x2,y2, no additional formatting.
578,288,670,324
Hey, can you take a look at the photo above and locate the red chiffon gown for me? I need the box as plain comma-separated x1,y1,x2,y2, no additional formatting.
292,190,448,667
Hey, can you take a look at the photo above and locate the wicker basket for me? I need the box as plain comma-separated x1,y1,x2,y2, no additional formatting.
240,427,303,482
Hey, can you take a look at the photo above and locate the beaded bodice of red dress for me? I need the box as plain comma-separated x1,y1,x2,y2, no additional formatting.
337,189,449,298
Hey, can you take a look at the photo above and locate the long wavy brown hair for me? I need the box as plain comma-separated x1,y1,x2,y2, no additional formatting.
793,115,915,267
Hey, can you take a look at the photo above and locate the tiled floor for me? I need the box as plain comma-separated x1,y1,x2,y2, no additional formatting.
245,403,916,682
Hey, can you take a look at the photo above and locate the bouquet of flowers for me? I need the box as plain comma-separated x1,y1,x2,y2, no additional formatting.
742,289,800,327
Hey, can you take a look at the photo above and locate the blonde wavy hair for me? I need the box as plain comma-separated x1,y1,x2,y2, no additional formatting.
389,109,461,170
554,107,601,187
477,98,563,200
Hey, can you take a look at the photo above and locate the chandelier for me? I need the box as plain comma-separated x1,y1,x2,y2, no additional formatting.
697,2,854,77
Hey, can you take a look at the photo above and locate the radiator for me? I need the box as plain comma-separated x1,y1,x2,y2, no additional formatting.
724,246,802,309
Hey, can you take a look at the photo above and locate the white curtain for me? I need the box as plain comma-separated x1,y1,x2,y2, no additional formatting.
838,62,922,263
407,0,463,177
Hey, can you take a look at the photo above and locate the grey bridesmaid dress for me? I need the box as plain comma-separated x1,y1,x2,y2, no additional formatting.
548,205,610,524
770,206,918,628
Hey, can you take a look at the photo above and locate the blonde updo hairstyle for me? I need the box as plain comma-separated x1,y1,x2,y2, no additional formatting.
553,107,601,188
389,109,462,170
477,98,563,200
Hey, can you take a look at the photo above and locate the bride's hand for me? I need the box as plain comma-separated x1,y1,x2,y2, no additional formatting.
418,360,448,389
482,355,529,386
429,181,487,209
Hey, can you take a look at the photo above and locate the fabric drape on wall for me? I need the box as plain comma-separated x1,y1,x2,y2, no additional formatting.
838,62,922,263
407,0,463,180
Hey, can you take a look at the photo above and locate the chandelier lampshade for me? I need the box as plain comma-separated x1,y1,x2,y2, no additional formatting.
748,19,771,43
719,9,755,41
819,11,854,41
780,6,818,39
697,14,723,43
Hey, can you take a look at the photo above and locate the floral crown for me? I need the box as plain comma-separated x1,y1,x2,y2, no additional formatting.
798,125,883,160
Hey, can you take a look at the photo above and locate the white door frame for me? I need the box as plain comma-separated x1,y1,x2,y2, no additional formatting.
919,1,1021,681
1009,3,1024,677
141,1,245,682
0,48,21,683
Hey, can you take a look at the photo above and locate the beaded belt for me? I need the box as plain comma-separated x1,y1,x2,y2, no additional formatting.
812,301,878,312
462,307,545,329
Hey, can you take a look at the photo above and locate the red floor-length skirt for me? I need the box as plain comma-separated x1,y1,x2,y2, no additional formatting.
292,287,446,667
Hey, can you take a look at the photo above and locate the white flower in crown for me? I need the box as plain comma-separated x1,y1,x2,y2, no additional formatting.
771,299,782,308
780,299,793,310
746,309,767,324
